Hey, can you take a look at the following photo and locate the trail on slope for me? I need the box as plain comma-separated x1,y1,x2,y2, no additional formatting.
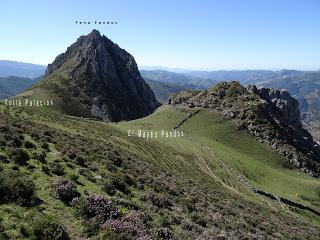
173,108,320,217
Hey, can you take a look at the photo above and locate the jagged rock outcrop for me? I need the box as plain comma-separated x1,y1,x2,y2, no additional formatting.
43,29,160,121
168,81,320,176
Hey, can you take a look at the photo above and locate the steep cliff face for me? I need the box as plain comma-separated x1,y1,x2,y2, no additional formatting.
168,81,320,176
42,29,160,121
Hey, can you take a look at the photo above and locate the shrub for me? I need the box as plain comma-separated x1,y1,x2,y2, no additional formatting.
123,173,136,187
78,168,86,175
111,175,130,194
12,135,23,147
32,215,69,240
71,194,119,223
158,213,173,228
42,165,50,174
67,149,77,159
145,192,173,209
157,227,174,240
54,179,80,204
69,173,79,181
191,213,207,227
108,152,123,167
0,153,8,163
49,161,65,176
41,142,49,150
103,183,116,196
35,151,47,163
10,148,30,165
19,225,29,237
102,211,150,239
76,155,87,167
24,140,36,149
31,132,40,141
0,169,36,205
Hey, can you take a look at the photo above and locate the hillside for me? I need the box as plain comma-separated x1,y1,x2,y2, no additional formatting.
141,70,210,89
0,60,45,78
0,31,319,239
144,78,187,103
0,76,42,99
0,101,320,239
168,81,320,176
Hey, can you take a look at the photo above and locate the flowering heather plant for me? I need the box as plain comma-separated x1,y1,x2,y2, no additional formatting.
71,194,119,223
102,211,151,240
54,179,80,204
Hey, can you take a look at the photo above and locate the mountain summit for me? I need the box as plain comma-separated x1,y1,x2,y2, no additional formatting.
33,30,159,121
168,81,320,176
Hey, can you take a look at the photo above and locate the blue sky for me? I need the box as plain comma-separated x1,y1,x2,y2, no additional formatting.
0,0,319,70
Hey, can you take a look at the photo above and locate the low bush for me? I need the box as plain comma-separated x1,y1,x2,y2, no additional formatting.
157,227,174,240
41,142,49,150
145,192,173,209
108,152,123,167
71,194,119,223
69,173,79,181
49,161,65,176
0,169,36,205
191,213,207,227
24,140,36,149
35,150,47,163
12,135,23,147
76,155,87,167
42,165,50,174
101,211,150,239
0,153,9,163
32,215,69,240
103,182,116,196
10,148,30,165
54,179,80,204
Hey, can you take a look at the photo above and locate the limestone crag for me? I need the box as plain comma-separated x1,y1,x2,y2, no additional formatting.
168,81,320,176
45,30,160,121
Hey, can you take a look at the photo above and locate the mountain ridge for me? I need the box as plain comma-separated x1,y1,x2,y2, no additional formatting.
168,81,320,176
0,60,45,78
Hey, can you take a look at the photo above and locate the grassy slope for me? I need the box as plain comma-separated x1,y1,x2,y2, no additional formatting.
0,103,319,239
17,58,93,118
115,105,320,220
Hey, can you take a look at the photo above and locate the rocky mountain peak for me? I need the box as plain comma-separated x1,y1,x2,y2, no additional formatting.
42,30,160,121
168,81,320,176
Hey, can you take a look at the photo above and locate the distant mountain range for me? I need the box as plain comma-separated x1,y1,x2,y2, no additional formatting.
0,60,45,78
140,70,210,89
0,59,319,139
141,69,320,141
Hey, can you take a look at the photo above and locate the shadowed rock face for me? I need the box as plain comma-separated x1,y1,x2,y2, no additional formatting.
168,81,320,176
45,29,160,121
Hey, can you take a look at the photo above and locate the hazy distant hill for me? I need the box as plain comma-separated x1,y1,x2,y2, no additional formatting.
255,71,320,141
0,60,45,78
0,76,42,99
144,78,187,103
182,69,308,85
140,70,211,89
